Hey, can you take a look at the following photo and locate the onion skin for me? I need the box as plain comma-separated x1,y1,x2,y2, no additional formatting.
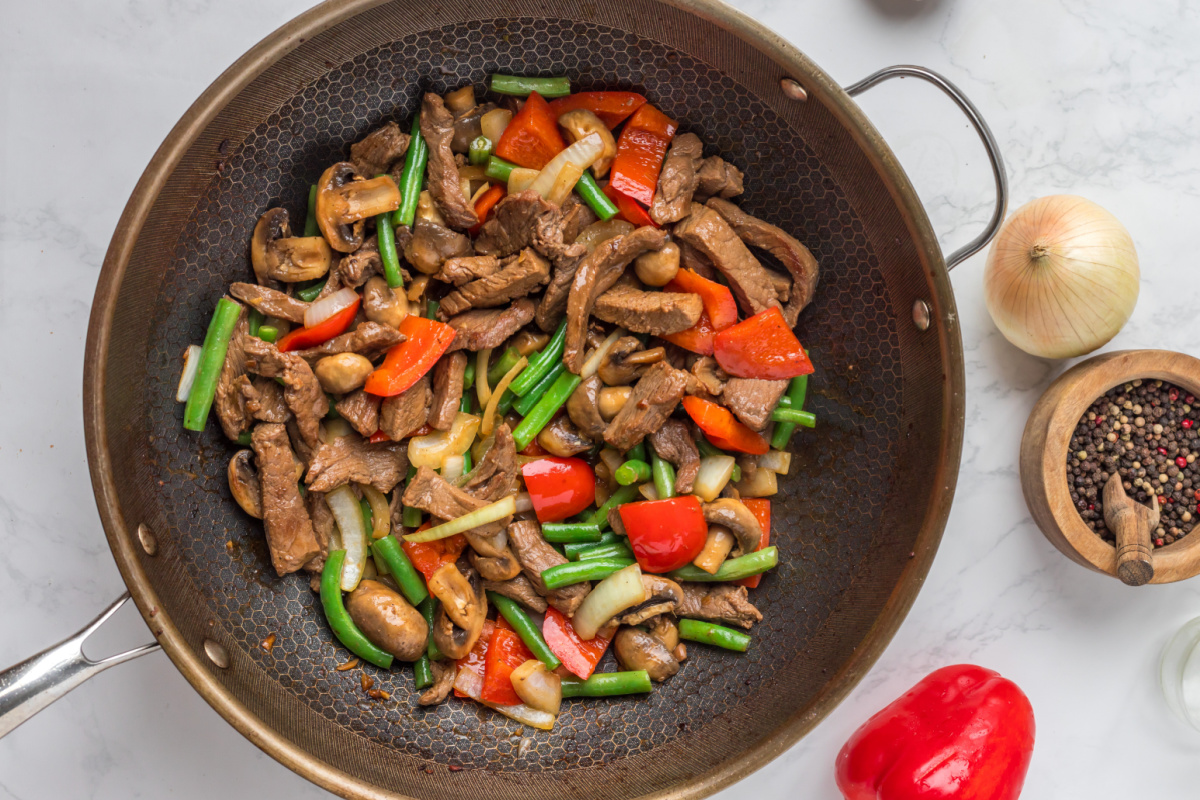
984,195,1139,359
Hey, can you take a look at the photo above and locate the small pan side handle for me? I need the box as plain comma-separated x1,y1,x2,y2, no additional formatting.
0,593,160,738
845,65,1008,270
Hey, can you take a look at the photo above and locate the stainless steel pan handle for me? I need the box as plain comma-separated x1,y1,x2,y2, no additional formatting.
0,593,160,738
845,65,1009,270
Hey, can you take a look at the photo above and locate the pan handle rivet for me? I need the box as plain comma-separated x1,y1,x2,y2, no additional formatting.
204,639,230,669
137,524,158,556
780,78,807,102
912,300,932,331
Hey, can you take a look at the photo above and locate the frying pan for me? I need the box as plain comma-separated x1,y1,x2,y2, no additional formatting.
0,0,1006,797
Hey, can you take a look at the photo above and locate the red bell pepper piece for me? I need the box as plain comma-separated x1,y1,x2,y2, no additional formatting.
661,268,739,354
520,457,595,523
714,306,815,380
276,298,360,353
363,315,457,397
401,526,468,581
662,311,718,355
547,91,648,129
453,618,496,699
681,396,769,455
542,607,612,679
602,182,657,228
618,495,708,573
480,617,534,706
736,499,770,588
520,441,550,457
495,91,567,170
469,184,506,235
836,665,1035,800
608,104,678,206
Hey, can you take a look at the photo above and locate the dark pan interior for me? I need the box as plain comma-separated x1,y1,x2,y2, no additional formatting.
94,2,956,798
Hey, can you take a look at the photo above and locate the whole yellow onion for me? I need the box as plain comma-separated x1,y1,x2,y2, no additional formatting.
984,195,1139,359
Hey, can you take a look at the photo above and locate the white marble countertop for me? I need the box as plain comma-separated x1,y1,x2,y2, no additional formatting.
3,0,1200,797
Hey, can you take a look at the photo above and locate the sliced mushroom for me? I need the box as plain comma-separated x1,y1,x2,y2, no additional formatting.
249,208,334,283
558,109,617,177
362,275,410,329
537,414,594,457
614,627,679,682
403,217,473,275
227,449,262,519
567,375,608,440
427,562,480,630
597,386,631,421
618,575,684,625
644,615,680,652
316,162,401,253
597,336,650,386
443,85,477,117
470,548,523,582
431,566,488,660
703,498,763,556
250,208,289,287
451,102,496,154
345,579,428,661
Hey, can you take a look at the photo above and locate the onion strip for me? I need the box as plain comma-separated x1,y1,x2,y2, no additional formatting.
692,455,736,502
571,563,646,640
482,356,527,436
327,485,369,591
304,286,358,329
758,449,792,475
358,484,391,540
403,495,517,543
452,666,556,730
581,328,625,379
476,347,494,408
514,492,533,514
175,344,202,402
527,133,604,200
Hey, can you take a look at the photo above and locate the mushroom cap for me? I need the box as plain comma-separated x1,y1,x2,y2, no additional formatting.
345,579,428,661
250,208,291,285
703,498,763,556
537,414,594,457
613,627,680,682
619,575,684,626
227,449,263,519
316,162,366,253
432,566,488,660
566,375,608,439
469,548,523,582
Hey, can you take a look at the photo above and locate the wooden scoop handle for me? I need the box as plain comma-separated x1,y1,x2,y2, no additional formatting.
1112,506,1154,586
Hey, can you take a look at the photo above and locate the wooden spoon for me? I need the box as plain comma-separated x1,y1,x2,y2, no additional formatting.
1103,472,1160,586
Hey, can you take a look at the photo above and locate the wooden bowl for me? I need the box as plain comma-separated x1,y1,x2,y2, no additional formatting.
1020,349,1200,583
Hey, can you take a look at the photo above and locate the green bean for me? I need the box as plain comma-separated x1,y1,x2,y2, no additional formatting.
564,531,621,559
320,550,394,669
303,184,320,237
370,536,429,607
574,171,619,221
512,371,582,451
495,389,515,416
236,431,254,447
426,299,439,320
627,442,647,463
256,325,278,344
669,547,779,583
295,279,327,302
512,361,567,416
401,465,423,528
730,463,742,483
376,209,404,289
510,318,568,396
770,407,816,427
541,558,634,590
576,542,634,562
490,74,571,98
487,592,562,670
461,448,473,475
183,298,243,432
360,498,373,532
392,113,428,228
462,360,477,391
614,460,651,486
418,596,443,662
488,347,523,386
413,655,434,689
469,136,494,166
485,155,516,182
460,393,474,414
248,308,265,338
541,522,604,543
561,671,652,697
678,619,751,652
585,484,640,528
770,375,809,450
326,394,339,418
650,449,675,499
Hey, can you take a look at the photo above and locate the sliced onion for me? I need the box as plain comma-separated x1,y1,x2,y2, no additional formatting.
403,495,516,543
758,449,792,476
545,161,583,206
482,356,527,437
581,328,625,379
327,484,368,592
453,665,557,730
598,448,625,479
408,413,481,470
510,660,562,715
514,492,533,514
441,454,465,482
358,483,391,540
454,661,484,699
476,348,494,408
508,167,540,195
480,108,512,145
693,455,736,502
527,133,604,200
735,467,778,498
175,344,202,403
638,483,659,501
304,287,358,328
572,564,646,640
416,190,447,226
469,181,492,204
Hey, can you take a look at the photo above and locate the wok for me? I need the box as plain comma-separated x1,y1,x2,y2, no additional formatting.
0,1,1006,797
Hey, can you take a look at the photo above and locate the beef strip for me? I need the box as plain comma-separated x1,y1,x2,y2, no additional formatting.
336,235,381,289
251,423,321,576
560,196,598,242
403,217,474,274
240,376,290,423
439,248,550,317
563,227,669,372
676,239,719,282
603,361,690,451
677,583,762,629
420,93,478,230
304,489,335,573
460,424,518,502
418,660,457,706
292,322,404,365
535,248,588,333
428,351,467,431
436,255,501,286
229,282,308,324
706,197,819,326
648,419,701,495
379,374,430,440
674,204,779,316
766,269,791,303
349,121,410,177
335,389,382,437
566,375,607,440
470,549,523,581
243,337,326,449
592,277,703,336
482,574,549,613
305,433,409,493
693,156,744,201
474,191,586,264
401,465,512,548
506,519,590,615
650,133,703,225
445,298,536,352
213,304,251,441
722,378,789,431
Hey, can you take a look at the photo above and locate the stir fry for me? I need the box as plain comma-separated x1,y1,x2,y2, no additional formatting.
179,75,821,729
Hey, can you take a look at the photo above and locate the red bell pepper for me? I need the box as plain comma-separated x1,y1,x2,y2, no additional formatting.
495,91,567,170
453,618,496,699
602,182,657,228
401,526,468,581
836,665,1035,800
547,91,648,129
521,457,595,523
681,396,769,455
736,499,770,588
542,607,612,679
480,617,534,706
608,104,678,206
363,315,457,397
714,306,814,380
469,184,506,235
276,297,360,353
662,311,718,355
661,268,738,354
520,441,550,457
618,495,708,573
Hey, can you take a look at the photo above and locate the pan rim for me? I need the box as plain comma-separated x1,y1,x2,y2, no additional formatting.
82,0,964,798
